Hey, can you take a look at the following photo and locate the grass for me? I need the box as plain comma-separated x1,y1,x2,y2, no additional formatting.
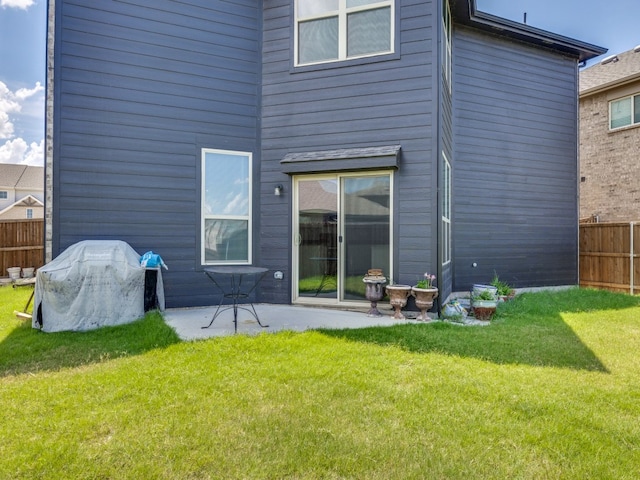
298,275,371,297
0,286,181,376
1,285,640,478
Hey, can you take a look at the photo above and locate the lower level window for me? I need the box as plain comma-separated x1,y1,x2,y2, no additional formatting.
442,152,451,266
201,149,252,264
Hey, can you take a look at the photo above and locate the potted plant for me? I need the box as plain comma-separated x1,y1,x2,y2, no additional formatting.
411,272,438,321
471,288,497,321
490,273,515,302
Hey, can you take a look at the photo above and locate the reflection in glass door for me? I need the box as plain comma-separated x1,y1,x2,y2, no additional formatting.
342,175,390,301
296,178,338,300
294,173,391,304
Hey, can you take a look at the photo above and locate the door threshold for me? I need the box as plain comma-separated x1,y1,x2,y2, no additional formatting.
293,299,370,312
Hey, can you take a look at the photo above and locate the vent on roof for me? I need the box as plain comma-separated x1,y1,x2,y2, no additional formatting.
600,55,619,65
634,45,640,53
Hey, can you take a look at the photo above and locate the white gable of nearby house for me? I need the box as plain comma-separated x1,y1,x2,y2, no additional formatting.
0,194,44,220
0,164,44,214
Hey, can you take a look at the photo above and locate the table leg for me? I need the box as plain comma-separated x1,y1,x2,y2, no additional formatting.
202,293,226,329
202,270,269,333
232,295,239,334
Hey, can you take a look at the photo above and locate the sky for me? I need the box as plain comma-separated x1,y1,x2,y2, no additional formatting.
0,0,639,166
0,0,45,166
476,0,640,58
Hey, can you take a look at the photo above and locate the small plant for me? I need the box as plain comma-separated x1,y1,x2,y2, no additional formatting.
491,273,514,297
415,272,436,289
473,289,496,301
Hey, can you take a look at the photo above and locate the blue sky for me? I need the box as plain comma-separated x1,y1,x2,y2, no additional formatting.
476,0,640,57
0,0,638,166
0,0,46,165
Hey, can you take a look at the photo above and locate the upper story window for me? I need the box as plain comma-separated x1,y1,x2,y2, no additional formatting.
0,191,7,199
442,0,452,91
26,208,33,219
610,94,640,130
295,0,394,66
201,149,252,265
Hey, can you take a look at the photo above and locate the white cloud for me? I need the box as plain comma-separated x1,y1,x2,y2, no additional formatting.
15,81,44,101
0,138,44,166
0,0,35,9
0,81,44,164
0,110,15,139
23,138,44,165
0,82,22,140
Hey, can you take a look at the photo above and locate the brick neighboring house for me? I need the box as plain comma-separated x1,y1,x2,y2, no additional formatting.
580,47,640,222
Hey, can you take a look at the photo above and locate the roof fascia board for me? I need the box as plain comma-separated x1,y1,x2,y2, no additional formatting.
580,73,640,98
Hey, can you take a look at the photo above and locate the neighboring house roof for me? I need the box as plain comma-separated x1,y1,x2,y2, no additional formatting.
16,166,44,190
580,46,640,97
0,164,44,190
0,164,28,189
451,0,606,63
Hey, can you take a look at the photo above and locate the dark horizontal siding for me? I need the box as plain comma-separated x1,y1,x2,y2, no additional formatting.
440,71,454,302
452,26,579,290
54,0,261,307
260,0,437,298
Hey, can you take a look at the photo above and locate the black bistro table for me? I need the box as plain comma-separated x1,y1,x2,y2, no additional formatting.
202,266,269,334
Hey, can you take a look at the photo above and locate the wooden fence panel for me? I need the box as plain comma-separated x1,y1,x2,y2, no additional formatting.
579,222,639,294
0,219,45,276
635,223,640,293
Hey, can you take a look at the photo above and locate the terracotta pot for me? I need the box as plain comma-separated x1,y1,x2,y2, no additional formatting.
472,300,497,321
411,287,438,321
385,284,412,320
498,292,516,303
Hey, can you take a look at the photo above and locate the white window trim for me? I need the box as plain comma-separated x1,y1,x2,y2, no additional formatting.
201,148,253,265
26,208,33,219
609,93,640,131
442,0,452,93
442,152,451,266
294,0,395,67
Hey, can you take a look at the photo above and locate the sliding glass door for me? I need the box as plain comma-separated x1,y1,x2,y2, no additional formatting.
293,172,391,304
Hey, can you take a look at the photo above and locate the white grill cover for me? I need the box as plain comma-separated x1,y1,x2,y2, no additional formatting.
34,240,146,332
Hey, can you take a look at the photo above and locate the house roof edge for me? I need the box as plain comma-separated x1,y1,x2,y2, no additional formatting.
580,73,640,98
451,0,607,62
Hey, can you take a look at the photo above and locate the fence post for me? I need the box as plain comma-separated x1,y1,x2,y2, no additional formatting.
632,222,635,295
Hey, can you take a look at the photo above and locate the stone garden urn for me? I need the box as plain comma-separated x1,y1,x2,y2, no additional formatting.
363,270,387,317
411,287,438,321
385,284,412,320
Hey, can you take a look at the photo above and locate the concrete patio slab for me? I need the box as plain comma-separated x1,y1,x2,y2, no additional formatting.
162,303,421,340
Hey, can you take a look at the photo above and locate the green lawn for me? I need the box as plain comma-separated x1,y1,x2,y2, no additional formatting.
1,285,639,479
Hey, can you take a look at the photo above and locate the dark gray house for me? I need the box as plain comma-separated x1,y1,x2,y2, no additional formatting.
45,0,605,310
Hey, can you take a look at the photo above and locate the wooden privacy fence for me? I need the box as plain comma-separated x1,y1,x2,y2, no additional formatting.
0,219,45,276
579,222,640,294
